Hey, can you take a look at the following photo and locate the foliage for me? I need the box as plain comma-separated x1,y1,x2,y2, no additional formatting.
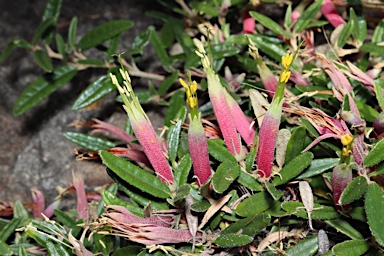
1,0,384,255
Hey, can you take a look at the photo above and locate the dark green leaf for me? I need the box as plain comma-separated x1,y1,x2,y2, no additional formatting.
265,182,283,200
212,161,240,194
372,19,384,44
0,39,32,62
33,49,53,72
285,235,318,256
42,0,61,24
102,190,143,217
245,136,258,172
331,240,369,256
237,171,264,191
190,1,219,16
364,138,384,167
339,176,368,204
31,219,66,235
214,234,253,248
63,132,116,151
374,81,384,111
72,75,115,110
107,33,122,60
0,217,22,242
299,118,319,137
55,34,66,57
282,202,339,220
78,20,133,51
293,0,323,33
338,21,353,48
365,182,384,247
13,65,77,115
112,246,143,256
158,70,179,96
208,139,237,163
53,209,82,237
191,200,210,212
273,152,313,186
349,206,366,222
125,30,150,55
174,154,192,187
247,34,285,62
355,100,379,122
284,4,292,29
46,240,71,256
76,59,106,66
249,11,290,37
100,151,171,198
222,213,271,237
13,201,30,226
32,18,55,44
93,233,114,255
236,191,274,217
164,90,185,126
0,240,12,256
149,26,172,72
325,219,364,240
297,158,339,179
360,44,384,55
285,126,306,164
167,120,182,163
68,16,77,50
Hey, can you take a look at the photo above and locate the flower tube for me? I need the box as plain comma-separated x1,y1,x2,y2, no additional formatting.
180,78,211,186
110,69,174,184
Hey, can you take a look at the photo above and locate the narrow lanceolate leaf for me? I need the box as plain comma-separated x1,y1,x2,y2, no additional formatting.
167,119,182,164
273,152,313,186
365,182,384,247
0,240,12,256
364,138,384,167
72,75,115,110
64,132,116,151
214,234,253,248
285,126,306,164
285,235,318,256
33,49,53,72
0,39,32,62
174,154,192,187
297,158,339,179
149,26,172,72
13,65,77,115
68,16,77,50
46,240,71,256
339,176,368,204
212,161,240,194
249,11,291,37
293,0,323,33
374,82,384,111
0,217,22,241
207,139,237,163
100,151,171,199
325,219,364,240
78,20,133,51
331,240,369,256
360,44,384,55
32,18,55,44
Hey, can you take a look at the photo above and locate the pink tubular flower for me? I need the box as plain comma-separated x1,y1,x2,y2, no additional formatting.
31,187,60,219
194,39,242,158
91,118,136,145
332,163,352,212
110,70,174,184
321,0,345,28
243,11,255,34
72,171,89,220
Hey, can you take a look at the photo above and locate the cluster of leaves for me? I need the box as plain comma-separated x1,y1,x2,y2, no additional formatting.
1,0,384,255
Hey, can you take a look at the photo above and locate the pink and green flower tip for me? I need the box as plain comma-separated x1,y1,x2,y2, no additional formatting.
110,68,174,184
180,77,211,186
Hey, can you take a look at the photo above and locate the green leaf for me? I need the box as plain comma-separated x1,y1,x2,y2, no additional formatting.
100,151,171,198
247,34,285,62
273,152,313,186
102,190,143,217
112,246,143,256
149,26,172,72
174,154,192,187
13,201,30,226
33,49,53,72
72,75,115,110
0,217,22,242
191,200,210,212
297,158,339,179
365,182,384,247
285,126,306,164
190,1,219,16
46,240,71,256
78,20,133,51
349,206,366,222
236,191,275,217
360,44,384,55
285,235,318,256
221,213,271,237
55,34,66,58
355,100,379,122
63,132,116,151
249,11,291,37
107,33,122,60
32,18,55,44
167,119,182,163
284,4,292,29
208,139,237,163
125,29,150,55
68,16,77,50
299,118,319,137
338,21,353,48
245,136,258,172
293,0,323,33
13,65,77,115
0,39,32,62
339,176,368,204
42,0,61,25
53,209,82,237
212,161,240,194
331,240,369,256
0,240,12,256
325,219,364,240
372,19,384,44
265,182,283,200
164,90,185,126
214,234,253,248
374,81,384,111
76,59,106,66
158,70,179,96
237,171,264,191
364,138,384,167
282,202,339,220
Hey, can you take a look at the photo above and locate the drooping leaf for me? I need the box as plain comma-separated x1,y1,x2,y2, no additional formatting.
339,176,368,204
63,132,116,151
331,240,369,256
364,138,384,167
13,65,77,115
78,20,133,51
212,161,240,194
365,182,384,247
33,49,53,72
72,75,115,110
214,234,253,248
100,151,171,198
236,191,275,217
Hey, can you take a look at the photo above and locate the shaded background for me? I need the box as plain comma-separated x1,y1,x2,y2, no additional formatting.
0,0,167,204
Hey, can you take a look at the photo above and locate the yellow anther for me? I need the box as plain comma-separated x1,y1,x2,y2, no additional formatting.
179,78,189,90
280,70,291,83
180,78,199,109
282,53,293,70
340,134,353,146
191,81,198,94
342,147,351,156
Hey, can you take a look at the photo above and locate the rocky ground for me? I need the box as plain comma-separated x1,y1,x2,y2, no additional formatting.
0,0,166,204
